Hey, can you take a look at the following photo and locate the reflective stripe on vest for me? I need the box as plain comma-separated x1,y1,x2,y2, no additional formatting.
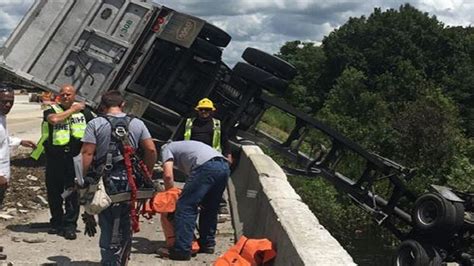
30,121,49,160
212,118,221,152
50,104,86,146
70,112,86,139
183,118,221,152
183,118,193,141
50,105,69,145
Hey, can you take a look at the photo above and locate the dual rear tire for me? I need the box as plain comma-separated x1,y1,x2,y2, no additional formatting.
394,240,442,266
394,193,466,266
412,193,464,237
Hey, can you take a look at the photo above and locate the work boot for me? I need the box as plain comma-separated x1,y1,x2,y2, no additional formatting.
0,254,6,260
198,246,215,254
47,227,60,235
156,247,170,258
169,249,191,261
63,230,77,240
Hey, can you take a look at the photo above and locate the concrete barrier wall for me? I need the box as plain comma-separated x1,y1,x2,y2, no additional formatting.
228,145,355,265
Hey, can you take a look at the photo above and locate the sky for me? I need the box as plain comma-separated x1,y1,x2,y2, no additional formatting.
0,0,472,66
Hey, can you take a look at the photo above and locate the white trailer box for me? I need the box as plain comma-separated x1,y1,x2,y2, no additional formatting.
0,0,204,107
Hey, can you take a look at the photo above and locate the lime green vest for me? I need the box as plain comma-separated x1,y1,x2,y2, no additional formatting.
184,118,221,152
30,104,86,160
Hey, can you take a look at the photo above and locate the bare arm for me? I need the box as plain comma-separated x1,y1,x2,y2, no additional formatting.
139,138,157,174
226,153,233,165
0,176,7,186
162,161,174,190
47,102,85,125
81,142,96,174
20,140,36,149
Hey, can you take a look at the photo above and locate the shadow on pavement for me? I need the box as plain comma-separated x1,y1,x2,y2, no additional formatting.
10,155,45,168
44,255,100,265
7,222,50,234
132,236,165,255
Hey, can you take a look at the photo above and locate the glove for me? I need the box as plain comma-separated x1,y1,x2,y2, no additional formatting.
82,212,97,237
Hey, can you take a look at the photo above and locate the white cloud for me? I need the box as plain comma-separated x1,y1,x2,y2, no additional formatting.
0,0,33,43
0,0,472,66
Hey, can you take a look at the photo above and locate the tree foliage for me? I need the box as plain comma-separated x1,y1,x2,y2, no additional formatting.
275,4,473,264
321,4,474,136
277,41,327,111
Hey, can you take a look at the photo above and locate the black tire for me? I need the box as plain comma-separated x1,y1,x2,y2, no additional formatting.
453,202,465,229
233,62,288,93
394,240,442,266
191,37,222,61
242,47,297,80
412,193,464,237
198,22,231,47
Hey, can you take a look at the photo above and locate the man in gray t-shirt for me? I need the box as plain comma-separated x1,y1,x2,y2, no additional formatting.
161,140,230,261
81,91,157,265
82,113,152,180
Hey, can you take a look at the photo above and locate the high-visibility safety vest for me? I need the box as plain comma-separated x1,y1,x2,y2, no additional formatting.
214,236,276,266
30,104,86,160
184,118,221,152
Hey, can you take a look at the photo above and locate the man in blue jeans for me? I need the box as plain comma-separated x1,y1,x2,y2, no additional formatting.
161,140,230,261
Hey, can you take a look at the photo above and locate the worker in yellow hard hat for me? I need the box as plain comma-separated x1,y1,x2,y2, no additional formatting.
177,97,232,218
194,98,216,111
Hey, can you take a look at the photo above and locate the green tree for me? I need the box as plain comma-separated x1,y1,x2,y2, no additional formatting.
317,3,471,188
278,4,473,264
322,4,474,136
277,41,327,112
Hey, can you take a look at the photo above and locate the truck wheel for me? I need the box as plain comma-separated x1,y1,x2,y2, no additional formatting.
412,193,463,236
233,62,288,93
191,38,222,61
394,240,441,266
452,201,465,230
198,23,231,47
242,47,297,80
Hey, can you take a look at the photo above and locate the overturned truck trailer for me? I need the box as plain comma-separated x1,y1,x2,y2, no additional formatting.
0,0,293,142
5,1,471,266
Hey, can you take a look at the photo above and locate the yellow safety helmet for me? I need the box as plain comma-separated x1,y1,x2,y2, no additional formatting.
195,98,216,111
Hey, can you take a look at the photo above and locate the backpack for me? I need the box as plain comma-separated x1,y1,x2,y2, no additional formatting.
95,115,154,232
99,115,153,190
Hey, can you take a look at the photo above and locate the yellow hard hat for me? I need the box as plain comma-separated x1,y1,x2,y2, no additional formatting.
195,98,216,111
